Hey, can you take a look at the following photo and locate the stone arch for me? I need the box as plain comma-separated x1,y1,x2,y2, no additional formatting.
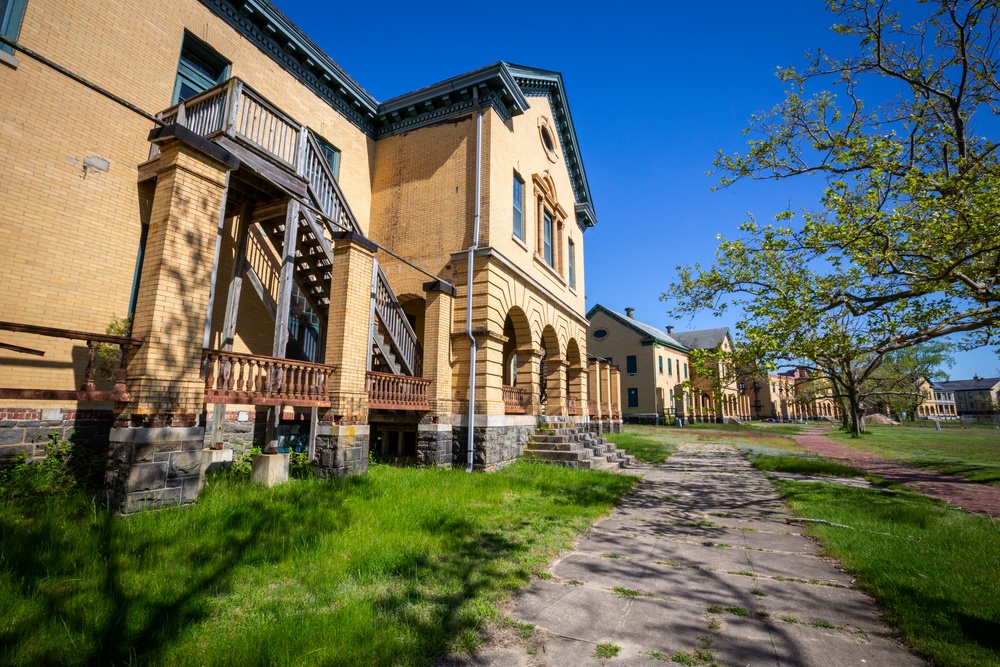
502,306,533,388
539,324,564,415
565,338,584,418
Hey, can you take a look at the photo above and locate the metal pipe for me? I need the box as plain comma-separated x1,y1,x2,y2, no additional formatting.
466,87,483,473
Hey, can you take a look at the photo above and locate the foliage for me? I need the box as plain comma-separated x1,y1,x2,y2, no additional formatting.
0,462,635,666
866,342,954,420
777,479,1000,667
665,0,1000,437
96,314,132,384
605,431,676,463
229,443,261,475
288,449,312,479
747,452,876,479
0,433,77,497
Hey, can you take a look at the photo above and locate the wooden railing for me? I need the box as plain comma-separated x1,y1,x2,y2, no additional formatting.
588,400,597,416
567,397,579,416
600,402,609,417
0,321,143,402
503,385,529,414
203,349,335,407
150,78,361,234
366,371,430,410
373,261,422,376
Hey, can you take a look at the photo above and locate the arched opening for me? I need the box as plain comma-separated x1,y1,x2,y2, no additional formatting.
501,307,533,414
539,325,563,415
566,338,583,418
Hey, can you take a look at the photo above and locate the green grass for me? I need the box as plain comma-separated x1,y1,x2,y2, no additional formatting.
746,453,876,479
828,425,1000,486
605,429,676,463
775,479,1000,667
619,422,806,453
0,461,635,666
595,642,621,658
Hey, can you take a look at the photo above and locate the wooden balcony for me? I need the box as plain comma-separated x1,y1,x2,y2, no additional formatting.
0,321,143,402
366,371,430,411
203,349,335,407
503,385,529,414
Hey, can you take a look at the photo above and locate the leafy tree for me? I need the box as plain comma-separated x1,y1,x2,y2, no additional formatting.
865,342,954,420
665,0,1000,435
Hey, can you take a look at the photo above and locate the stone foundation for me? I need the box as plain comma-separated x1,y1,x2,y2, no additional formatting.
452,422,531,471
314,424,369,477
106,424,205,513
417,419,453,466
204,409,267,449
0,407,114,464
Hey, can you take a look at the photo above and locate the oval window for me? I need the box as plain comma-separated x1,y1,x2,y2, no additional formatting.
593,328,608,340
541,126,555,152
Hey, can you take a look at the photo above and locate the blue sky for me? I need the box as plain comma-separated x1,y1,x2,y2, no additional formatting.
275,0,999,380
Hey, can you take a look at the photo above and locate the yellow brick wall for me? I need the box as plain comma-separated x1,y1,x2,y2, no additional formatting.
0,0,372,402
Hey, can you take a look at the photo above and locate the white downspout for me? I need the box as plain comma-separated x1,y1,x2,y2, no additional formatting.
466,87,483,472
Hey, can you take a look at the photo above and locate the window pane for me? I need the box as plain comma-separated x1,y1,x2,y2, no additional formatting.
1,0,27,54
568,240,575,289
626,355,637,374
173,33,230,104
627,388,639,408
543,211,553,266
513,176,524,241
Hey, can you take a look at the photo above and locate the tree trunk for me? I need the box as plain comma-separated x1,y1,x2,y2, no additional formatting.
846,386,865,437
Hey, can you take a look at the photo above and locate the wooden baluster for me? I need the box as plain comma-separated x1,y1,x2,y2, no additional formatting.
235,356,246,395
204,351,215,395
225,355,236,393
114,342,133,398
80,340,98,391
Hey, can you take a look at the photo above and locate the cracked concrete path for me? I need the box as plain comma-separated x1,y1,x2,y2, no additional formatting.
468,443,924,666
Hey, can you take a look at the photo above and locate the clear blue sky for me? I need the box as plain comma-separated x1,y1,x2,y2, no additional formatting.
275,0,999,380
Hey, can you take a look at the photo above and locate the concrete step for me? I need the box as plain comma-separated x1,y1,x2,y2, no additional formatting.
523,449,589,462
525,441,585,452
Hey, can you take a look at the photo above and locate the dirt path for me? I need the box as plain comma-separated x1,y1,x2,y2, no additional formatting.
797,430,1000,517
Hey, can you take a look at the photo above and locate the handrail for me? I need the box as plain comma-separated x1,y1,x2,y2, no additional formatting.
0,321,143,401
303,131,361,234
502,385,528,414
366,371,430,410
372,260,422,376
203,348,335,407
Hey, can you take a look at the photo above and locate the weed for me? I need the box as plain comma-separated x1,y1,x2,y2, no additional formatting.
812,619,837,629
537,572,553,579
655,559,682,567
781,615,800,624
682,520,716,528
0,433,76,497
566,579,583,586
644,648,670,660
724,606,750,617
751,588,767,597
602,553,623,559
753,609,771,620
613,587,642,598
706,604,724,614
707,618,721,630
715,543,733,548
727,570,755,577
594,642,620,658
500,617,535,639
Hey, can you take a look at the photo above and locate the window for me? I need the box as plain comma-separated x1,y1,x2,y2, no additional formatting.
314,134,341,180
683,363,688,379
0,0,27,56
543,211,554,267
513,174,525,241
658,356,663,374
172,32,230,104
626,355,637,375
593,328,608,340
568,239,576,289
668,358,672,376
627,387,639,409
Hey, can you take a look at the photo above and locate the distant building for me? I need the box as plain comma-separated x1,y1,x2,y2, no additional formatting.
936,376,1000,417
914,379,958,420
586,305,750,422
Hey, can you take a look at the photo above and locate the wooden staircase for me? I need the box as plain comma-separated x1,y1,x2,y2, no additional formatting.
523,417,636,471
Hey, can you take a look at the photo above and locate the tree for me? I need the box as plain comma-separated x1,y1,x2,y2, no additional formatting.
665,0,1000,434
865,342,954,420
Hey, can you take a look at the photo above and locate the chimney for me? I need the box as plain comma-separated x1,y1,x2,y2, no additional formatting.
973,374,981,381
666,325,674,334
625,307,635,319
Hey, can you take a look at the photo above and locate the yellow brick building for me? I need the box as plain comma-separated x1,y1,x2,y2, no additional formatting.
0,0,600,509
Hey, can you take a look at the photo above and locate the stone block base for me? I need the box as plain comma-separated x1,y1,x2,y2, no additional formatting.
452,423,530,471
199,447,234,492
106,425,205,513
251,453,289,487
417,422,453,466
314,424,369,477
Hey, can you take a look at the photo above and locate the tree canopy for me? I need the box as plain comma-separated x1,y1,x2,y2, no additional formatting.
665,0,1000,435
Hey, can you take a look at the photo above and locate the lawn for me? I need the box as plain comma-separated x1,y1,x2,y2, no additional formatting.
617,422,808,455
828,425,1000,486
751,452,1000,667
0,461,635,666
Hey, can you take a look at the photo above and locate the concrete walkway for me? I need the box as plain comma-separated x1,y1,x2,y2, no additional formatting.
475,443,924,666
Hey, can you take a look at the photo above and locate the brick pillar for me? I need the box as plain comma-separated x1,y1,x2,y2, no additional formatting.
519,347,543,416
418,281,455,466
476,331,506,416
107,135,238,512
313,233,376,477
569,359,586,420
544,356,567,417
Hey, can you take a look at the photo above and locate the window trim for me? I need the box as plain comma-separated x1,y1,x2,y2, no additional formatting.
567,238,576,290
172,31,230,105
626,355,637,375
0,0,27,61
513,172,525,242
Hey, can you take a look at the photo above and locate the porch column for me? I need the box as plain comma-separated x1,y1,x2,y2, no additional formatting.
107,134,239,512
569,360,586,420
417,280,455,466
546,357,568,417
313,232,376,477
518,347,543,416
588,359,602,421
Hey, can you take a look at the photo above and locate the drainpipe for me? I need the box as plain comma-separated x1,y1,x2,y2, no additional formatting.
465,87,483,473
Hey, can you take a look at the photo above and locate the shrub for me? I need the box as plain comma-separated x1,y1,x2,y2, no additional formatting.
0,432,76,497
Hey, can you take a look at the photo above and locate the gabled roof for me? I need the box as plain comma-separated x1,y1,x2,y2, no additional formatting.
586,305,688,352
669,327,731,351
936,377,1000,391
197,1,598,225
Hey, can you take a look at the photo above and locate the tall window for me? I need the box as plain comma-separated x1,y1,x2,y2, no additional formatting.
314,134,341,180
543,211,554,267
173,32,230,104
513,174,524,241
626,355,637,375
668,358,673,376
658,356,663,374
568,239,576,289
627,387,639,409
683,363,688,379
0,0,27,55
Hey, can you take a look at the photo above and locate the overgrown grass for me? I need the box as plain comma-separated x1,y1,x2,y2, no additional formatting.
0,462,635,666
774,480,1000,667
617,422,805,454
746,452,876,479
828,425,1000,486
605,429,676,463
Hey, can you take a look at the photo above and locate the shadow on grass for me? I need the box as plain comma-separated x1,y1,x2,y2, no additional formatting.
0,478,359,666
